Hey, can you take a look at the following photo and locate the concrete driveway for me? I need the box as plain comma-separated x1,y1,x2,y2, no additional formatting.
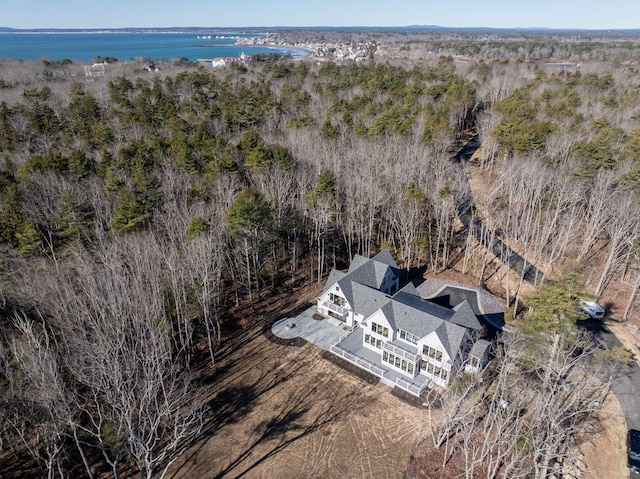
271,306,348,351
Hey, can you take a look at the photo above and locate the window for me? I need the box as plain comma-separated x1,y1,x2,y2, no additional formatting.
399,329,418,345
423,345,443,361
385,353,394,365
383,353,415,374
365,334,382,349
329,293,346,307
371,322,389,338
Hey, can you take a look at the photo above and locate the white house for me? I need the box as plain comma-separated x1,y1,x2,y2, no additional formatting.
316,249,401,326
319,250,491,392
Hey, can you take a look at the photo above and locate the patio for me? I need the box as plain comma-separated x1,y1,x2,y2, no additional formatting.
271,306,348,351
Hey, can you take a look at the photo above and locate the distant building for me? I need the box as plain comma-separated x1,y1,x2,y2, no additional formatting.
198,52,251,68
84,63,106,77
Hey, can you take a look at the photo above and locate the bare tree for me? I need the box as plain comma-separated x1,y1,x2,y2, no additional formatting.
31,235,205,479
5,314,71,479
594,189,640,296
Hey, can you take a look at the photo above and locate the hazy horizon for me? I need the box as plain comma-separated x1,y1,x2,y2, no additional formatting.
1,25,639,32
2,0,638,31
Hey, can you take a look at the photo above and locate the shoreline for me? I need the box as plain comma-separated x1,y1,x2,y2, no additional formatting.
235,41,314,58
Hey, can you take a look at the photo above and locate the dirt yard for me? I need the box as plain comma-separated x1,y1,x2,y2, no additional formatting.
167,329,431,479
579,391,628,479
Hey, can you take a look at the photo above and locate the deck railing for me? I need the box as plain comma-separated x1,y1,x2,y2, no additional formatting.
384,342,421,364
330,345,385,377
322,301,348,317
395,376,433,397
337,323,358,343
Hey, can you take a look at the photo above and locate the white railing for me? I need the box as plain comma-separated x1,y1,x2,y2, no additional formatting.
338,324,358,343
396,376,432,397
380,376,395,387
384,342,420,363
330,345,384,377
322,301,348,317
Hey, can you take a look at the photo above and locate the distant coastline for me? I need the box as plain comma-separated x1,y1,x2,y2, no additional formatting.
0,30,309,63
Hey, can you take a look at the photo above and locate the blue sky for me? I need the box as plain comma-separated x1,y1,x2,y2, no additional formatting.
1,0,637,30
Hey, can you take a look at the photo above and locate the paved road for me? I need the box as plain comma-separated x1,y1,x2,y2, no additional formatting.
452,135,544,286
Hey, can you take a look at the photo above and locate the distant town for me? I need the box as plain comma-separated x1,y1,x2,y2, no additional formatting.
236,32,379,61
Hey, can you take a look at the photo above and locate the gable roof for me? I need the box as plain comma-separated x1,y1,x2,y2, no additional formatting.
435,321,468,359
350,282,391,318
323,269,391,317
371,249,398,267
348,254,370,273
380,291,469,358
450,301,483,331
321,269,347,294
324,250,401,297
344,250,401,291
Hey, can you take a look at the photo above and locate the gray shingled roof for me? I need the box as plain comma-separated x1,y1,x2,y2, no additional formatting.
380,291,469,359
451,301,483,331
348,254,369,273
371,249,399,267
469,339,491,358
416,279,504,316
351,282,391,318
438,321,468,359
324,249,400,293
393,288,455,320
322,269,347,294
347,261,383,289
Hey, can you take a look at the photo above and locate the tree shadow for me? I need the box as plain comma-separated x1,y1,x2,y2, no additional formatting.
212,383,359,479
168,349,303,478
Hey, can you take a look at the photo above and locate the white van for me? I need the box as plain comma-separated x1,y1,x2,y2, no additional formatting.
579,300,605,320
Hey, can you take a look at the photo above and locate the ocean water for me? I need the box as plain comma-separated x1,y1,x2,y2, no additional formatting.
0,32,307,63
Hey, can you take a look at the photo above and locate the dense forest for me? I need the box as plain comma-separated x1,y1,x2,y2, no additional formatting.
1,35,640,477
